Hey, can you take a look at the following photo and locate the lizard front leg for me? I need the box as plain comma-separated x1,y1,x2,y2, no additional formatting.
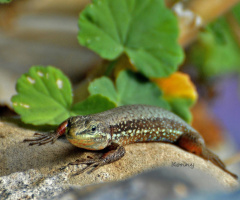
23,120,68,145
69,143,126,175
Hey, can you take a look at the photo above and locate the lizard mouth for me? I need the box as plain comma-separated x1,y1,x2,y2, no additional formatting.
65,132,94,142
65,135,73,140
65,132,76,140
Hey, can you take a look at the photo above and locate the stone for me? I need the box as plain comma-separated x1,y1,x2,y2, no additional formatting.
0,121,238,199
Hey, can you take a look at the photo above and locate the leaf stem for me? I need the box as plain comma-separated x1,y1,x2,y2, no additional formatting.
104,59,119,76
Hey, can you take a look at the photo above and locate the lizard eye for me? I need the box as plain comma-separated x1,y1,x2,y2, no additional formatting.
91,125,96,132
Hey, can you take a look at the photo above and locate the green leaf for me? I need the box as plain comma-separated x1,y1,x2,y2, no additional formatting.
89,70,170,109
12,66,117,126
189,17,240,77
88,77,118,103
78,0,183,78
12,66,73,125
0,0,12,3
71,94,116,116
167,98,194,123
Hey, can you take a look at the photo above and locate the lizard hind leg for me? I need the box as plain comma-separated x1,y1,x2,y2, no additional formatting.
175,132,205,156
176,132,238,179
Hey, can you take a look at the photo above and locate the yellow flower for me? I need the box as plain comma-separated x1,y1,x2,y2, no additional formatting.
152,72,198,101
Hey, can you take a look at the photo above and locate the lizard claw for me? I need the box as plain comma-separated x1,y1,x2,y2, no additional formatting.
23,132,58,146
69,159,104,175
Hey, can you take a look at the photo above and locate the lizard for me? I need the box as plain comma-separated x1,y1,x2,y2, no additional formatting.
23,104,238,178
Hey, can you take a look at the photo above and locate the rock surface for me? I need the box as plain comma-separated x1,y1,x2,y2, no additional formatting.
0,121,239,199
53,168,238,200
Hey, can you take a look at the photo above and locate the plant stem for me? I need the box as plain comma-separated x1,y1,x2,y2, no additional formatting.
104,59,119,77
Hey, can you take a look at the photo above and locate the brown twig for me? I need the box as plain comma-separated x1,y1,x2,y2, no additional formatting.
226,13,240,47
175,0,240,46
224,152,240,166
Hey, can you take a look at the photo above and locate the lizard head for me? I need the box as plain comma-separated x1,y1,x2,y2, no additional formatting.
65,116,111,150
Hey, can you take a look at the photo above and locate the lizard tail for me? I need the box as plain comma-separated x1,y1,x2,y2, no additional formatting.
201,148,238,179
176,132,238,179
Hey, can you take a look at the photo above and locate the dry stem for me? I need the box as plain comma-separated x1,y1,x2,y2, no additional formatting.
176,0,240,46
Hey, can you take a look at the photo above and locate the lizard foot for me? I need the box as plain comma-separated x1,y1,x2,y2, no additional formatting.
23,132,59,146
23,120,68,146
68,144,126,175
69,158,107,175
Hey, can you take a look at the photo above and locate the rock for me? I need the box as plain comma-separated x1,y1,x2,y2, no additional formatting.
54,168,235,200
0,169,69,200
0,121,239,199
